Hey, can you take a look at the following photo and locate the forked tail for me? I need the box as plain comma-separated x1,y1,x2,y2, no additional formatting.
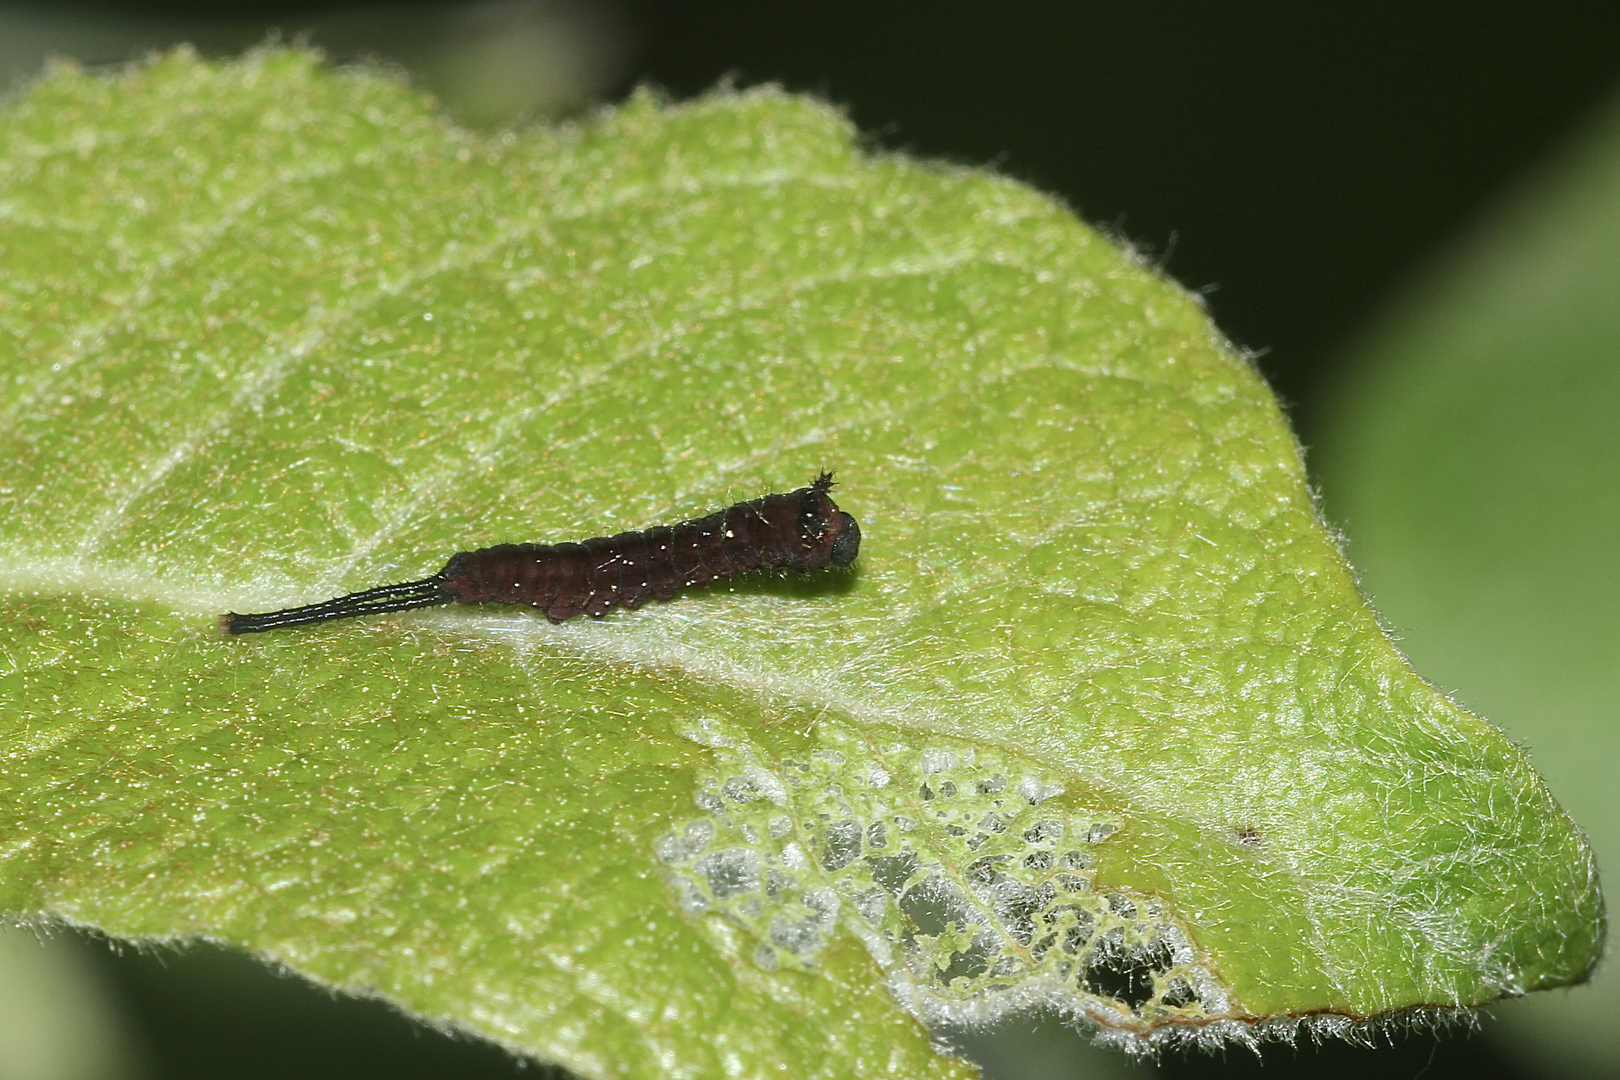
220,577,455,635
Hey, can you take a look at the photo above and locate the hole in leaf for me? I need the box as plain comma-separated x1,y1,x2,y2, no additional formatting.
938,930,998,985
694,849,757,899
867,850,921,894
820,819,862,871
993,880,1057,946
1161,976,1198,1009
899,877,968,936
1081,937,1175,1012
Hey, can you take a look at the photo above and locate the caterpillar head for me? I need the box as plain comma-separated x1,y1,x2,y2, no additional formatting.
829,512,861,566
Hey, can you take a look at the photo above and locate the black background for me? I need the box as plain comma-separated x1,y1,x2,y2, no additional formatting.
26,2,1620,1077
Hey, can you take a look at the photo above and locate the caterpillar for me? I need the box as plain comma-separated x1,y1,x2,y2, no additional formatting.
221,473,861,635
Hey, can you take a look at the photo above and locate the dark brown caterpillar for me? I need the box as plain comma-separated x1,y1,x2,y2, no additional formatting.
221,473,860,635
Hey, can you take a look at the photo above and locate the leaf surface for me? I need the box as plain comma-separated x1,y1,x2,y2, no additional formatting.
0,50,1601,1077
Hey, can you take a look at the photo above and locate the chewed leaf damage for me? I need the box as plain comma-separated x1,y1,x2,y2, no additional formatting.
657,721,1240,1043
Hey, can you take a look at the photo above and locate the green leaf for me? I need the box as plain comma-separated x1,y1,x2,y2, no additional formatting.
0,49,1601,1077
1313,92,1620,1076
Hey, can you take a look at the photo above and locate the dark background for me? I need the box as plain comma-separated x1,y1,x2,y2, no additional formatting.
11,2,1620,1077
